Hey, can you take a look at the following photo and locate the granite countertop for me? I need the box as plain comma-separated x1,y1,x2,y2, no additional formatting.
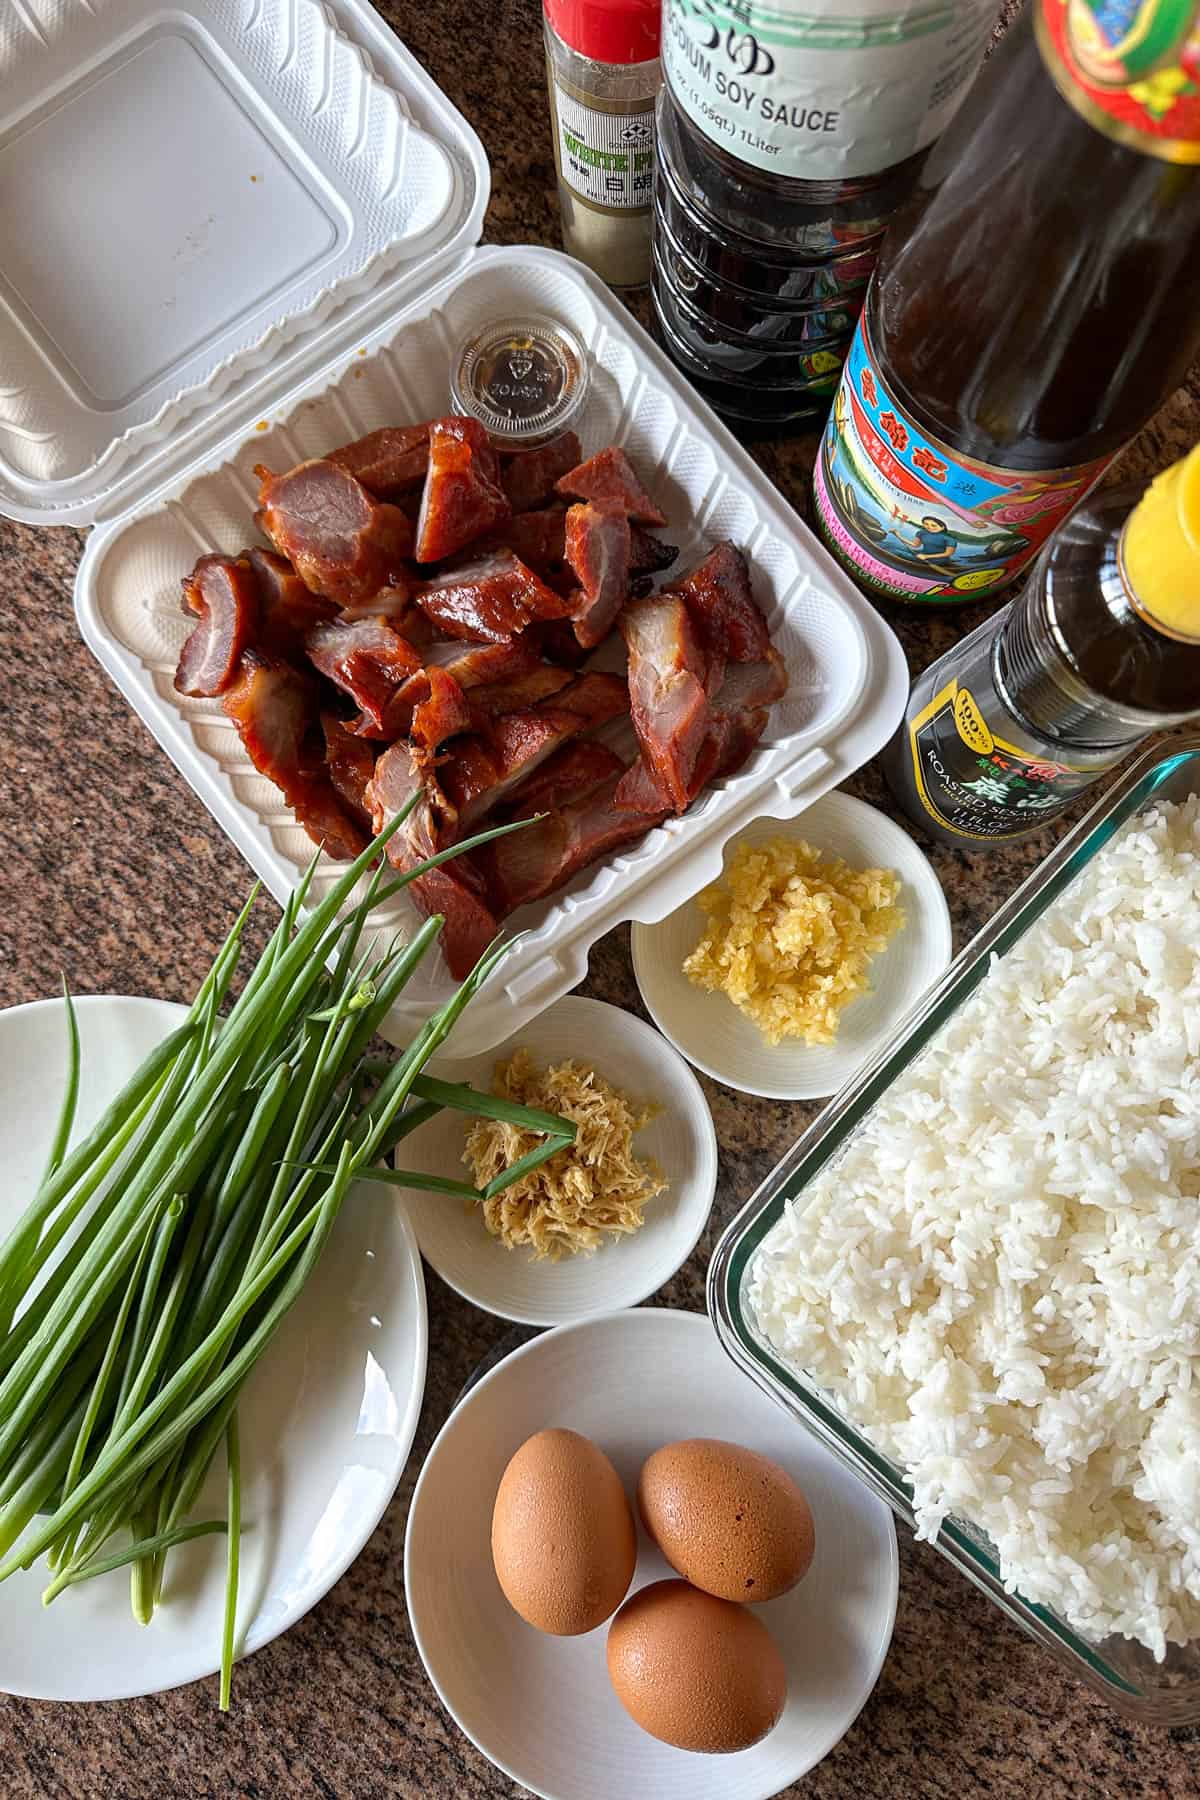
1,1,1199,1794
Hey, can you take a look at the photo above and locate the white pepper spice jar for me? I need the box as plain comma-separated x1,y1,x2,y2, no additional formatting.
542,0,661,290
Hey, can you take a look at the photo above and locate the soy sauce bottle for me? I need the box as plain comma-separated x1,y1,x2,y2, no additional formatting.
883,447,1200,847
651,0,996,428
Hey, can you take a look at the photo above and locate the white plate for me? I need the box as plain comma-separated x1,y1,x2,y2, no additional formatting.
400,998,718,1327
405,1309,898,1800
0,994,427,1703
631,792,953,1100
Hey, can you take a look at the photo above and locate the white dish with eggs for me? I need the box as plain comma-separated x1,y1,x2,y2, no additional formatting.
404,1308,897,1800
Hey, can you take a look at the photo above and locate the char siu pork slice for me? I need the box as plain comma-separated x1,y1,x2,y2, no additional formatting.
478,507,569,577
246,547,338,658
484,770,667,917
555,446,667,527
321,712,377,829
366,743,500,981
349,639,543,743
290,784,370,862
467,665,573,718
306,617,424,734
672,540,770,665
175,555,260,697
414,416,510,563
222,653,365,860
501,431,582,513
628,526,678,576
256,460,414,609
618,594,710,813
414,549,571,642
327,424,430,497
409,666,474,754
534,618,591,668
564,500,631,649
503,740,625,819
614,649,786,812
439,672,628,834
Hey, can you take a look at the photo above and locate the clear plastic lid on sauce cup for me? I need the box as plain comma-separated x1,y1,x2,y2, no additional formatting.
449,314,590,445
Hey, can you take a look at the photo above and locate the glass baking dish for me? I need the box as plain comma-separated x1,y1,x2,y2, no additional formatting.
708,735,1200,1725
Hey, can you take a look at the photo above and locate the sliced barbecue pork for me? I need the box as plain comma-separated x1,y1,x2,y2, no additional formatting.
555,446,667,527
618,593,710,812
485,771,667,916
504,740,625,819
176,555,260,697
414,550,571,642
256,460,414,608
328,424,429,497
629,526,678,576
672,540,770,664
321,712,377,829
246,547,338,657
366,743,500,981
222,653,365,860
414,416,510,563
564,500,631,649
439,671,627,835
305,617,423,734
501,431,582,513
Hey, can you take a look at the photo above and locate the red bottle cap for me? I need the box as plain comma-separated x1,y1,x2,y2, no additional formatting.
544,0,661,64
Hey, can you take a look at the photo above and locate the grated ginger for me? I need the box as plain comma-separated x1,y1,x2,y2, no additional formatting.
464,1049,667,1261
683,836,905,1047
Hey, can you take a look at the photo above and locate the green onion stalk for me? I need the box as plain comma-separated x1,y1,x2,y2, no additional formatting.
0,795,575,1707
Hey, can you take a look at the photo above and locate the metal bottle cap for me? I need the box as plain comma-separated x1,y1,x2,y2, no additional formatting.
450,315,589,445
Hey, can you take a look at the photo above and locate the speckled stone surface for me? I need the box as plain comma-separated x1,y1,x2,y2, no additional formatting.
1,2,1199,1794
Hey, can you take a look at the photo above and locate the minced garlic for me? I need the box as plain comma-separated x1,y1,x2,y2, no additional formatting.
683,836,905,1048
464,1049,666,1261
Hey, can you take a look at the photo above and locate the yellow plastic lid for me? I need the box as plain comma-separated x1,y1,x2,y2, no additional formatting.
1123,443,1200,642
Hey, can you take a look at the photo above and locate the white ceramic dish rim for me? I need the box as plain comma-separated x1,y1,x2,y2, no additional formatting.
404,1307,900,1800
410,996,720,1326
0,993,429,1703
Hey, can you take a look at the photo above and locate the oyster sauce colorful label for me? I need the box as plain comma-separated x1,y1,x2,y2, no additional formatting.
812,318,1115,603
1036,0,1200,163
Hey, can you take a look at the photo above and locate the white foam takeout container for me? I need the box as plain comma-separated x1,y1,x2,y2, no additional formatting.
3,0,908,1055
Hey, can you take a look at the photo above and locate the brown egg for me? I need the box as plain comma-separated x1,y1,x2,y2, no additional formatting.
491,1428,636,1635
607,1579,787,1753
637,1437,814,1603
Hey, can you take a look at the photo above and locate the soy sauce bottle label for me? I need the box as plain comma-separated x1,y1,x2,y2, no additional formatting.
662,0,996,181
813,318,1116,602
1036,0,1200,165
905,676,1104,838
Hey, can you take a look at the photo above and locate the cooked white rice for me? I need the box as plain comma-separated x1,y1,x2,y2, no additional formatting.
750,795,1200,1659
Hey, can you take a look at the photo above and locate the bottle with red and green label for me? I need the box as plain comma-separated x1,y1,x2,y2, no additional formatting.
882,445,1200,846
813,0,1200,605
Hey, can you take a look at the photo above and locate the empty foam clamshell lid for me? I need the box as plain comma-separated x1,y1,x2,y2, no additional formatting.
0,0,492,527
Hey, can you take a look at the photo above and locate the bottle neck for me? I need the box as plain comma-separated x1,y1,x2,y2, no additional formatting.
996,516,1200,751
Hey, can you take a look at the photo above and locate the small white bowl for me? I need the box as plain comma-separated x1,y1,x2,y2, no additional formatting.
631,791,952,1101
398,997,718,1326
405,1309,898,1800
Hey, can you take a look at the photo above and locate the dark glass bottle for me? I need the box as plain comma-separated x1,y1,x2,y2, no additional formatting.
883,453,1200,847
814,2,1200,602
651,0,996,428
